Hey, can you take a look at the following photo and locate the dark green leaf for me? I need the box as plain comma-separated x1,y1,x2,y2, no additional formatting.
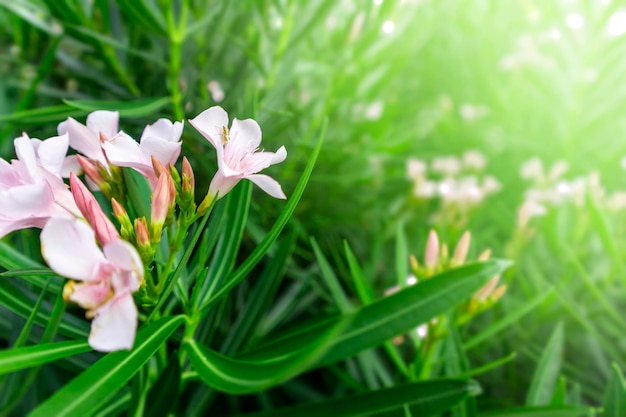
0,340,91,375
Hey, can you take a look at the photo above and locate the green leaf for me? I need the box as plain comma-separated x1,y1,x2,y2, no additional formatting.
526,322,564,406
603,363,626,417
185,313,348,394
144,353,181,417
241,379,479,417
481,406,590,417
198,119,327,313
123,168,152,220
63,97,171,118
0,106,86,125
29,315,185,417
242,260,510,368
311,237,352,312
0,268,57,277
444,327,477,417
0,340,91,375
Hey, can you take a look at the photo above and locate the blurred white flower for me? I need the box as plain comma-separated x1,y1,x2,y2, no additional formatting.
520,157,544,181
459,104,489,121
382,20,395,34
431,156,460,177
365,101,384,120
566,13,584,30
462,150,487,171
517,199,547,228
407,158,427,180
608,11,626,37
482,175,502,194
207,81,225,103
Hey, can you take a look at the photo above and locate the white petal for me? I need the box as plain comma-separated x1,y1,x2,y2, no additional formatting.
139,136,182,166
247,174,286,199
86,110,119,139
188,106,229,149
272,146,287,164
0,158,18,187
60,118,106,163
229,118,262,151
61,155,83,178
0,183,54,218
41,218,106,281
141,119,183,143
103,239,143,292
88,293,137,352
102,133,153,178
14,134,39,180
69,280,111,310
0,216,48,238
208,170,241,199
37,134,70,177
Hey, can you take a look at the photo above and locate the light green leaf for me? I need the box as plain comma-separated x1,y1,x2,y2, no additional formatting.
63,97,171,118
241,379,479,417
0,105,87,125
29,315,185,417
603,363,626,417
242,260,510,368
481,405,590,417
0,340,91,375
526,322,565,406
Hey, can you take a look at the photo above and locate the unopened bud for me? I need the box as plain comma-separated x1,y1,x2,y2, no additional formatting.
452,231,471,266
473,275,501,302
478,248,491,261
197,191,214,216
150,174,170,243
76,155,105,187
490,284,507,302
182,157,195,196
111,198,133,240
409,254,419,275
424,230,439,268
134,217,152,262
151,155,167,179
70,172,119,245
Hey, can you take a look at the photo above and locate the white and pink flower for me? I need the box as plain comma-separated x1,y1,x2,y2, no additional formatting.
41,218,143,352
189,106,287,199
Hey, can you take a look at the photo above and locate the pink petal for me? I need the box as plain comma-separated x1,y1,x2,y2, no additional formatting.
208,169,241,199
41,218,106,281
61,155,82,178
0,159,18,187
188,106,229,150
70,173,119,245
14,134,39,181
139,136,182,167
102,133,154,180
0,183,54,218
272,146,287,164
69,280,112,310
141,119,183,143
37,134,70,177
86,110,119,139
247,174,286,199
59,118,105,164
230,118,262,150
88,292,137,352
0,216,49,238
103,239,143,292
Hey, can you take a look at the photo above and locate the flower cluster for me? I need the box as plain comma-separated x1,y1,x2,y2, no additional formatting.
1,106,286,352
406,150,501,228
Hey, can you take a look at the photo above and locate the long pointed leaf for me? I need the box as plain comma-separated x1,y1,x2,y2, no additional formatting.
0,340,91,375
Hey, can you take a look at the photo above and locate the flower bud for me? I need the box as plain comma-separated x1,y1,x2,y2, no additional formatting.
473,275,501,302
76,155,105,187
452,231,471,266
151,155,167,179
424,230,439,268
197,191,214,216
70,172,119,245
409,254,419,275
150,173,171,243
182,156,195,197
111,198,134,241
478,248,491,261
134,217,153,262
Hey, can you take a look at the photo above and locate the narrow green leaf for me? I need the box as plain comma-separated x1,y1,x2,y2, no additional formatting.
311,237,352,312
123,169,152,220
241,379,478,417
144,353,181,417
0,340,91,375
13,278,50,348
481,405,590,417
242,260,510,368
603,363,626,417
0,106,87,124
344,241,374,304
185,313,347,394
63,97,171,118
29,315,185,417
0,268,57,277
198,119,327,313
526,322,565,406
444,327,477,417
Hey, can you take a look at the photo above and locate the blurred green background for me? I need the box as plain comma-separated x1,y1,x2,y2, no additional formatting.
2,0,626,409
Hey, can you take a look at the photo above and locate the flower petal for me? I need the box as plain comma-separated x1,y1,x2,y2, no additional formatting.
139,136,182,167
247,174,286,199
37,134,70,177
14,134,39,181
59,118,105,164
69,280,112,310
229,118,262,151
188,106,229,150
0,182,54,218
88,292,137,352
208,169,241,199
103,239,143,292
86,110,119,139
102,133,154,180
41,218,106,281
61,155,82,178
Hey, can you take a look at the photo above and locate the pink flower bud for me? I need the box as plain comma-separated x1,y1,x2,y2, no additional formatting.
452,231,471,266
182,156,195,196
151,155,167,179
70,172,119,245
76,154,105,187
151,173,170,228
135,217,150,248
424,230,439,268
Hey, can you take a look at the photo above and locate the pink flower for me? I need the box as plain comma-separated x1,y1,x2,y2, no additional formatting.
58,110,123,167
70,172,120,245
0,135,79,238
41,218,143,352
189,106,287,199
101,119,183,187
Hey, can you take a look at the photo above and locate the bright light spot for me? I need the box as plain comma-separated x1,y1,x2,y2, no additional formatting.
566,13,584,29
382,20,395,34
439,183,450,195
373,0,383,5
416,324,428,339
556,182,571,195
407,275,418,286
608,11,626,36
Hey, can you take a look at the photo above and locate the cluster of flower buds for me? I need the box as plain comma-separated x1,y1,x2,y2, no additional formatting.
0,105,287,352
386,230,506,344
406,150,501,228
